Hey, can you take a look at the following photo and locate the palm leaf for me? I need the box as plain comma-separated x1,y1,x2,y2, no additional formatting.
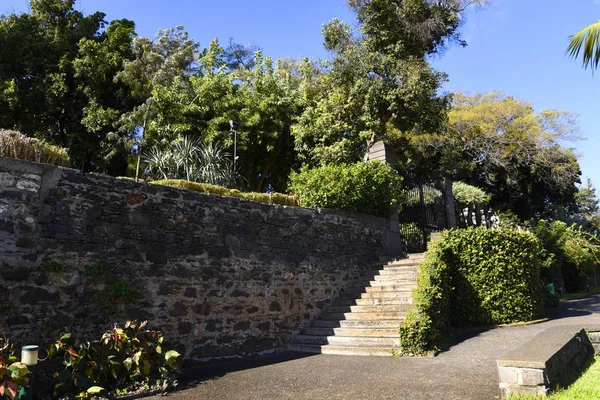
567,20,600,70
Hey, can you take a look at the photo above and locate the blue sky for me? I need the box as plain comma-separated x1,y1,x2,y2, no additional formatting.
1,0,599,184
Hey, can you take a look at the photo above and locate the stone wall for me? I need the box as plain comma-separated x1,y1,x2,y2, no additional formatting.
0,157,398,362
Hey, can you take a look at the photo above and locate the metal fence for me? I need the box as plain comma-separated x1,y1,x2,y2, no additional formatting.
398,172,448,253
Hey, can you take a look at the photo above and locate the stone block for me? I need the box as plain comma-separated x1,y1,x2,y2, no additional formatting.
0,172,15,187
520,368,546,386
498,366,519,384
16,180,40,193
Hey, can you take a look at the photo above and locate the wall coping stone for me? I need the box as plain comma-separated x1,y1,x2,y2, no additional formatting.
497,325,595,398
497,325,589,369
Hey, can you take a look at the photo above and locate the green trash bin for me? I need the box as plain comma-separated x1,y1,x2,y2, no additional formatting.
546,283,555,294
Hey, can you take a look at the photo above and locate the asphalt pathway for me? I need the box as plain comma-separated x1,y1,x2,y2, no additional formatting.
155,295,600,400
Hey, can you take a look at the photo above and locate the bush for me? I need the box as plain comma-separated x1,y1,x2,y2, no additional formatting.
529,220,599,292
48,320,181,398
153,180,300,207
399,227,545,354
288,161,403,217
0,129,69,167
0,336,30,399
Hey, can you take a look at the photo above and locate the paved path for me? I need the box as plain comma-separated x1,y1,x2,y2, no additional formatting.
157,295,600,400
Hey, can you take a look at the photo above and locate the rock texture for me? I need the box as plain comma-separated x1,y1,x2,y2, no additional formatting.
0,157,398,362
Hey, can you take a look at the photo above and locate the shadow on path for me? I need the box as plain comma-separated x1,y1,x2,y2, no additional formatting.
178,350,316,390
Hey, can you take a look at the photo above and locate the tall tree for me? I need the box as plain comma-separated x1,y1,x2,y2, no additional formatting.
418,91,582,220
0,0,108,170
293,0,486,167
114,26,198,179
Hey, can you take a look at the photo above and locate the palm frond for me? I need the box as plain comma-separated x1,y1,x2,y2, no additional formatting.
567,20,600,70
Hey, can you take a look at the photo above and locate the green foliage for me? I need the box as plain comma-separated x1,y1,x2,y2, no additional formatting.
93,279,135,315
40,260,67,273
567,20,600,71
400,227,545,354
85,264,108,277
421,91,582,221
48,320,182,398
452,182,490,209
153,180,300,207
0,336,30,400
144,138,242,188
529,220,599,292
399,222,426,253
0,130,69,167
289,161,403,217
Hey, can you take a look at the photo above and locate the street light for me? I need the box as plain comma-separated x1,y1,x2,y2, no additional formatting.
229,120,239,170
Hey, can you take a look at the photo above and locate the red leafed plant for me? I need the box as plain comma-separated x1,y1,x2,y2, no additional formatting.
0,331,31,399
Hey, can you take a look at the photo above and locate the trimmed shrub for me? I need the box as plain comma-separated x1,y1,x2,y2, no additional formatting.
288,161,403,217
399,227,545,354
153,180,300,207
0,129,69,167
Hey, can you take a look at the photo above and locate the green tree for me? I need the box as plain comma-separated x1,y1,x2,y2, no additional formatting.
0,0,109,170
292,0,486,167
567,20,600,70
73,19,137,175
115,26,198,179
419,91,582,220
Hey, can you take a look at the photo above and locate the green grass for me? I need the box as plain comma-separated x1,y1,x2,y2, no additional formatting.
508,357,600,399
561,285,600,301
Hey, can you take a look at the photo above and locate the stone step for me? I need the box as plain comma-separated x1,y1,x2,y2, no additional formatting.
365,285,416,293
349,282,417,291
311,319,402,328
377,269,419,276
320,312,407,321
387,259,422,265
302,327,399,337
382,265,419,272
288,343,399,357
334,297,413,306
293,335,400,347
327,304,411,313
339,290,414,299
368,279,417,287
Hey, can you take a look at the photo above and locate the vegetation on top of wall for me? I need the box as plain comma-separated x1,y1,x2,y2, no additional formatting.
153,180,300,207
288,161,403,217
48,320,182,398
0,130,69,167
399,227,545,355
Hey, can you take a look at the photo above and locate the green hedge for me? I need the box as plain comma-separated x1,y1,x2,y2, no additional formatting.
288,161,403,217
0,129,69,166
399,227,545,354
152,179,300,207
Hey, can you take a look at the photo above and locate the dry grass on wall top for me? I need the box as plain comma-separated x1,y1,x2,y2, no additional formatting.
152,179,300,207
0,129,69,167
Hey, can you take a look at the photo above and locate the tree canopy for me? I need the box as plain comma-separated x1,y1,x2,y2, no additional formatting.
0,0,591,221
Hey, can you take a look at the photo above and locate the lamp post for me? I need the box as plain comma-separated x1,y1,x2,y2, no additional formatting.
18,345,39,400
229,120,239,170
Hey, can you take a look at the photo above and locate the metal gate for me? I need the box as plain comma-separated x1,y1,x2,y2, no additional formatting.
398,172,447,253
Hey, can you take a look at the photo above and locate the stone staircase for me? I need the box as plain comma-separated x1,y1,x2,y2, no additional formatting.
288,253,424,356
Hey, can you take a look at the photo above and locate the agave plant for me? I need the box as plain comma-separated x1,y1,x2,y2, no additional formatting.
144,137,243,188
